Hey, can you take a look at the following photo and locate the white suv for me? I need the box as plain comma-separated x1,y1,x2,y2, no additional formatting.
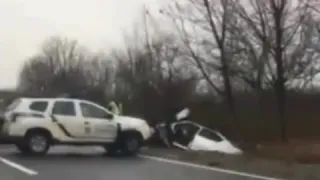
0,98,154,156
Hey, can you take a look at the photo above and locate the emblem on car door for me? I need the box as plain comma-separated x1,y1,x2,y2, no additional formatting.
85,126,91,134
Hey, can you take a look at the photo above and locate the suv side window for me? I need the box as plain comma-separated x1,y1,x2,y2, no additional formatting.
52,101,75,116
80,102,110,119
29,101,48,112
198,128,223,142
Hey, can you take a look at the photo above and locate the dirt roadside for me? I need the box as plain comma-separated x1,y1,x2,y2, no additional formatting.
141,147,320,180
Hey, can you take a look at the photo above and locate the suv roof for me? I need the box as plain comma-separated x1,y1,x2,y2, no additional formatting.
19,97,92,103
6,97,111,114
5,97,95,113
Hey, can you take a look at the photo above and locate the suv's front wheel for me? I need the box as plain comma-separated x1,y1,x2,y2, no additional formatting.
24,131,51,156
121,134,142,156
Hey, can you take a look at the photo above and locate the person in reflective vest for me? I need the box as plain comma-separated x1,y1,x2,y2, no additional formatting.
107,101,122,115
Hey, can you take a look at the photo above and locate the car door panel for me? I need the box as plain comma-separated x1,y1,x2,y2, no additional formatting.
86,118,117,139
188,128,229,152
188,134,220,151
51,101,86,139
52,115,85,138
171,122,201,149
79,102,117,141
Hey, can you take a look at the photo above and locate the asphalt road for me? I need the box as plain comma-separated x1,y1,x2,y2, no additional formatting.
0,146,277,180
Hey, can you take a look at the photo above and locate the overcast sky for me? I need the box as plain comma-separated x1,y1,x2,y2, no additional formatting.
0,0,167,89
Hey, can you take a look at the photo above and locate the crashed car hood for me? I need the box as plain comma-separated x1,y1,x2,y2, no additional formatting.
114,115,147,125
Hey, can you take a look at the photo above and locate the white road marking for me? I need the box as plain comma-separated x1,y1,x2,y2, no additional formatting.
0,157,38,176
139,155,285,180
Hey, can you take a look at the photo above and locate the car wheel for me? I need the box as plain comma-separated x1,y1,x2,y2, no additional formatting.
121,134,141,156
25,132,50,156
15,143,30,154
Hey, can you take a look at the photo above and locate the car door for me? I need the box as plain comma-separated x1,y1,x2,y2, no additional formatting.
79,101,117,141
171,122,201,149
190,128,242,154
51,100,86,138
188,127,225,151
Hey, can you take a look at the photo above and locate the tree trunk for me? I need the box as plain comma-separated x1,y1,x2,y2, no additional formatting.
272,0,288,143
275,76,287,143
220,50,239,138
274,15,288,143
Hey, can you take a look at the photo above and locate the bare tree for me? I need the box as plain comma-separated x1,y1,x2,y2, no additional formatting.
18,36,113,102
111,13,197,123
230,0,320,142
18,55,54,94
162,0,240,130
230,0,320,91
19,36,84,95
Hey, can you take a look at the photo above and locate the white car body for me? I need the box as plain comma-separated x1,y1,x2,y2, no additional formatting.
164,120,242,155
1,98,153,147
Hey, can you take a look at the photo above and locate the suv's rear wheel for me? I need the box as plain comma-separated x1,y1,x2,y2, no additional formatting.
25,132,50,156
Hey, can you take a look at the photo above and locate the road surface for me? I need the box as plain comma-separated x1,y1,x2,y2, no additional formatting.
0,146,279,180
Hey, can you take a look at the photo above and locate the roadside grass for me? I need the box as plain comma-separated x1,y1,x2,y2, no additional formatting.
242,139,320,164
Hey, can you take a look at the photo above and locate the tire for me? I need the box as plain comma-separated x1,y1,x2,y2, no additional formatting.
121,134,142,156
24,132,50,156
15,143,30,154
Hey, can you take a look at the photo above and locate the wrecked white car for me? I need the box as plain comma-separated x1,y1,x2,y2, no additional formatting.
154,109,242,155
